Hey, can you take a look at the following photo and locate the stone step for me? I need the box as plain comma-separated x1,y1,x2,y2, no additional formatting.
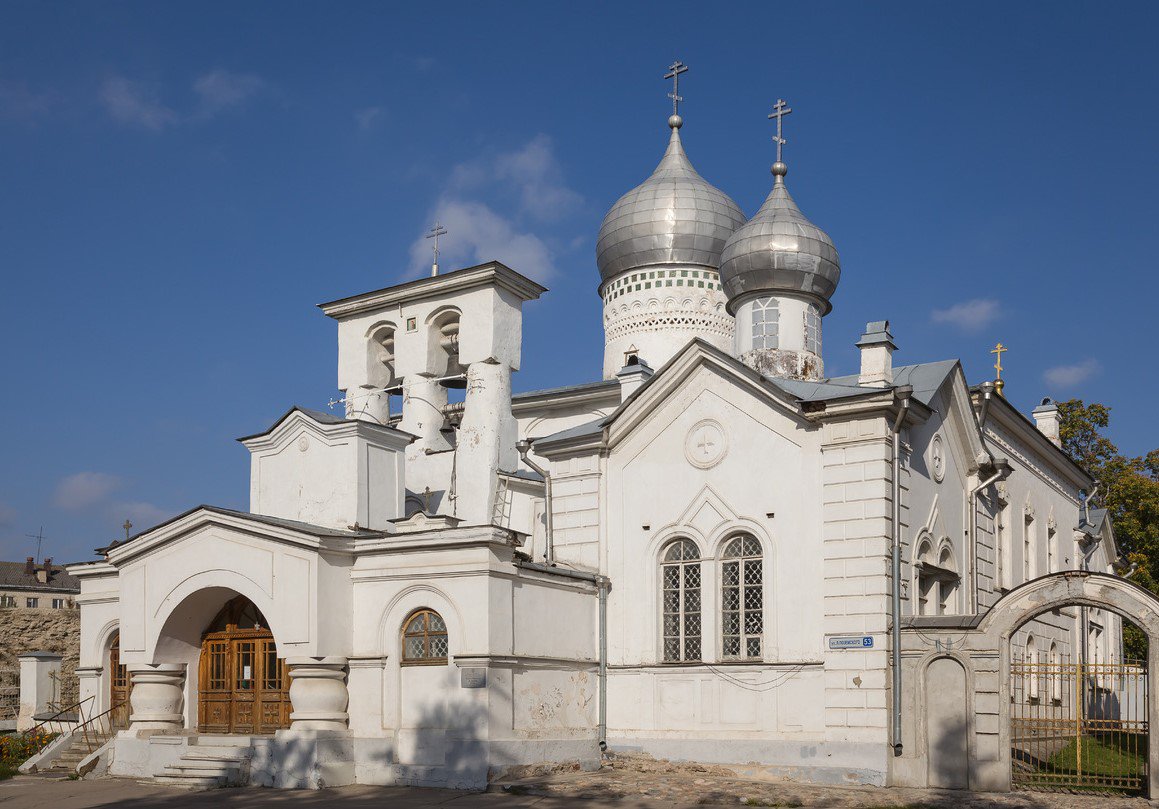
183,751,251,763
192,735,256,747
163,764,240,779
147,774,224,790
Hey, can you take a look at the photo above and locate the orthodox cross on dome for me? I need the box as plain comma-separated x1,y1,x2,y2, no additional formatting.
991,342,1008,396
768,99,793,165
123,519,133,541
426,222,448,277
664,60,688,119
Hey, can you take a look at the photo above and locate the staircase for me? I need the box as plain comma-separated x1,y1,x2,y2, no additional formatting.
150,735,255,790
39,729,114,776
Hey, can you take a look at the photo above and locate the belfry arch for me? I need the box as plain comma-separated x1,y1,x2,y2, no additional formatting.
900,571,1159,796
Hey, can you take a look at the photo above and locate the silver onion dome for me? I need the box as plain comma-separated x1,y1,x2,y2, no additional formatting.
596,122,746,284
719,164,840,314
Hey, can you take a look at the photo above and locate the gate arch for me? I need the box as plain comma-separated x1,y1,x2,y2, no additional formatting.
983,572,1159,796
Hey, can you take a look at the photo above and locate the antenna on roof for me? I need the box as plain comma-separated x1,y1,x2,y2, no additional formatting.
24,526,46,564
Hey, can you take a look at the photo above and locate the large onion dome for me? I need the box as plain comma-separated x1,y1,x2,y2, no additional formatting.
596,119,746,284
719,163,840,314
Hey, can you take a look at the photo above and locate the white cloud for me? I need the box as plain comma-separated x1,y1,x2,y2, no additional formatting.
493,135,582,221
100,76,178,131
354,106,384,132
407,136,580,281
1044,358,1100,389
930,298,1002,332
54,472,123,510
112,500,171,531
192,69,265,117
408,199,555,281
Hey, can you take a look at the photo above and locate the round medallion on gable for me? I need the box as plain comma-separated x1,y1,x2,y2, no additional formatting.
685,420,727,469
930,434,945,483
298,435,310,453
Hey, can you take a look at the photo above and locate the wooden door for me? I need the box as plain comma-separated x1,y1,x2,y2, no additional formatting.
108,635,131,728
196,596,290,735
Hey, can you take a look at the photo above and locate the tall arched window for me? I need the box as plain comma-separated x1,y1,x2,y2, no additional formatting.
721,534,763,659
401,609,449,665
751,297,779,350
1049,641,1061,703
661,539,701,662
1026,635,1039,701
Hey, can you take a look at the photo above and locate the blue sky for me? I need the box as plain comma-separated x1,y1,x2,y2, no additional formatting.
2,2,1156,563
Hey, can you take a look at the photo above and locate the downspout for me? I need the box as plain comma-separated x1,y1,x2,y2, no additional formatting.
516,440,554,565
968,458,1011,612
890,385,912,757
514,560,609,751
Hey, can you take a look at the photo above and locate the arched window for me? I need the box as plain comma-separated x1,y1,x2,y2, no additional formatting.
804,304,822,356
721,534,763,659
915,538,959,616
1049,642,1061,702
751,297,779,350
1026,635,1039,701
661,539,701,663
401,609,449,665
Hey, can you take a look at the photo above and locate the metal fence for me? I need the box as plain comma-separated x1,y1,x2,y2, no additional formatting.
1011,656,1148,794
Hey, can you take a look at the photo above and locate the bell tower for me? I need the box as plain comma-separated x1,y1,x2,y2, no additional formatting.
320,261,546,525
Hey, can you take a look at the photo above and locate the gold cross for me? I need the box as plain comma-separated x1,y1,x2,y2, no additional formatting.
991,342,1008,395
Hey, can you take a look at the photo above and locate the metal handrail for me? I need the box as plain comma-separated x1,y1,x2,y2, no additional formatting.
72,698,127,755
24,695,94,737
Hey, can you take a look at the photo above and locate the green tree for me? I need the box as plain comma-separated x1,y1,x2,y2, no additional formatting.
1058,400,1159,660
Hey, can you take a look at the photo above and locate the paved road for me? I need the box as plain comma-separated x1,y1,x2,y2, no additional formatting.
2,774,1156,809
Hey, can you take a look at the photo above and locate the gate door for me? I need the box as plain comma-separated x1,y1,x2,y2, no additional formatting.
1011,655,1148,793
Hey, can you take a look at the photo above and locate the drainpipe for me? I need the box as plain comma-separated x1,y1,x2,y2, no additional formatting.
516,439,554,566
968,457,1011,612
890,385,912,757
976,381,996,431
1083,485,1099,528
514,560,609,751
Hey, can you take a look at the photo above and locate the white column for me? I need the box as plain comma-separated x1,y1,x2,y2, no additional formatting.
287,657,349,732
127,664,185,731
17,652,62,731
75,666,103,714
455,359,515,524
399,377,451,454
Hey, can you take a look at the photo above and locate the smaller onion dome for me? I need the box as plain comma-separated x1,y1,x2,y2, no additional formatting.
719,163,841,314
596,119,746,284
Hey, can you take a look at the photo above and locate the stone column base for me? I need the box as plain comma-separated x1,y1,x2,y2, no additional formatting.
128,664,186,732
287,656,349,732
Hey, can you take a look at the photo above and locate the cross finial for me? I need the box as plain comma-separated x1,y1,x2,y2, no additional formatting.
426,222,448,277
664,60,688,122
991,342,1008,396
123,519,133,541
768,99,793,168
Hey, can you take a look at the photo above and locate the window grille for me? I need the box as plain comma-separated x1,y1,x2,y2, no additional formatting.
721,534,763,659
661,539,702,662
751,298,779,350
401,609,449,665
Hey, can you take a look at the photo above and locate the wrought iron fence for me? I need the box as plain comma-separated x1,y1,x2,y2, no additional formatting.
1011,655,1148,794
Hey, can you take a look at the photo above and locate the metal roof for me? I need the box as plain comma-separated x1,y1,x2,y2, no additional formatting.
596,125,746,284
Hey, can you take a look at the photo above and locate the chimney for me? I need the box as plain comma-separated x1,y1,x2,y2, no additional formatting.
616,355,654,401
24,557,34,575
36,558,52,584
857,321,896,387
1032,397,1062,448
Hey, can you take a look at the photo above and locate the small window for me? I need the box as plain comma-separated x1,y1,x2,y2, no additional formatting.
52,598,65,609
26,598,38,608
751,297,779,350
0,596,14,608
804,304,822,356
401,609,449,665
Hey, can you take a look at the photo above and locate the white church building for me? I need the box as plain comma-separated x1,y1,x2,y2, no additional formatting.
66,86,1123,792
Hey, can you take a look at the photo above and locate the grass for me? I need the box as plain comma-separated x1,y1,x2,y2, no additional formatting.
1046,732,1147,780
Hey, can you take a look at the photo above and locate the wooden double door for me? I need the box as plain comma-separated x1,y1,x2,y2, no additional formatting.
197,602,291,734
